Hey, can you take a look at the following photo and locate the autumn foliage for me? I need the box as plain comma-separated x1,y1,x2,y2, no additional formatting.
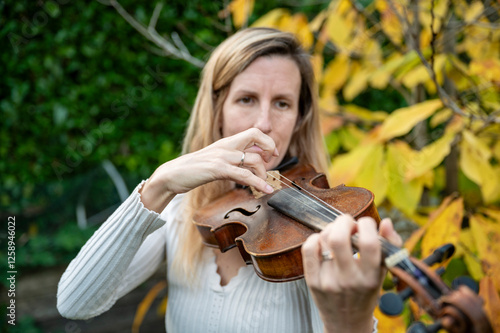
229,0,500,329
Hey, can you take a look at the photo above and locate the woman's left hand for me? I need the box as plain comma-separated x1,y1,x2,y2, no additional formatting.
301,215,402,333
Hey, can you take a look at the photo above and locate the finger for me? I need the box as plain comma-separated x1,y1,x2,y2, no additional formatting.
379,218,402,247
237,151,267,180
302,233,322,287
356,217,381,273
320,214,356,270
239,128,278,162
225,165,274,194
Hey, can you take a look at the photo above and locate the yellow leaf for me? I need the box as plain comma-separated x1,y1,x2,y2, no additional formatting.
339,124,366,150
419,27,432,51
342,104,388,122
470,214,500,292
481,208,500,224
375,0,404,45
352,143,387,205
319,89,339,114
470,58,500,83
374,99,443,142
408,213,428,228
310,53,324,84
460,23,497,60
325,10,353,49
394,50,430,79
479,276,500,332
157,295,168,316
362,38,383,67
429,108,452,128
405,227,426,253
401,54,447,89
464,1,484,23
309,10,327,32
458,228,484,280
386,142,424,215
493,140,500,161
404,195,455,252
279,13,314,49
229,0,254,28
419,0,448,36
421,197,463,259
322,54,351,92
251,8,288,28
369,52,405,89
132,280,167,333
374,305,407,332
329,143,377,186
462,130,491,160
343,67,370,101
405,130,456,181
460,130,500,203
419,169,434,188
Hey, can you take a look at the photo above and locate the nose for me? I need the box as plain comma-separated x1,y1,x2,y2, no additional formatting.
254,103,272,134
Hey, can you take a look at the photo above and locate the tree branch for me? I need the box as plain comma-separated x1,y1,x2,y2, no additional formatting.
106,0,205,68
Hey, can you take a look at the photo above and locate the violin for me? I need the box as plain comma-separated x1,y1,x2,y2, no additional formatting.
193,163,494,333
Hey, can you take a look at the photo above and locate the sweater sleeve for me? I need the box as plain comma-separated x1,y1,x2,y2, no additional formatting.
57,181,167,320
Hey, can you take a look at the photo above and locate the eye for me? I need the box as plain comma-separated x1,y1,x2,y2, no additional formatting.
238,96,254,105
275,100,290,110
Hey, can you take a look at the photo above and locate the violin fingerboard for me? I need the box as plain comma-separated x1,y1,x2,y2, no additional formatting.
267,188,334,231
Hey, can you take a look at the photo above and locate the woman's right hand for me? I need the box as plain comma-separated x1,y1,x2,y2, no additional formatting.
139,128,279,213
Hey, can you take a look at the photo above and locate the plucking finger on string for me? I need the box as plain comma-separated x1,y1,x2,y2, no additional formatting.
356,217,385,280
320,215,357,271
378,218,403,248
301,232,323,287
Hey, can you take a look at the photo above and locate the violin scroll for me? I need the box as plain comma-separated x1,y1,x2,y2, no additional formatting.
381,244,494,333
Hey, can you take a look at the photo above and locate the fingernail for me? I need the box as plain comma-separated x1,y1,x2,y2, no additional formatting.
274,148,279,156
265,184,274,193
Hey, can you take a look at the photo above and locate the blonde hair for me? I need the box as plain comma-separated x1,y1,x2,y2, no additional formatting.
175,27,329,280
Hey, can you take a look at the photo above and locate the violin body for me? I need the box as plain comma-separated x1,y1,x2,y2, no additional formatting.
193,164,380,282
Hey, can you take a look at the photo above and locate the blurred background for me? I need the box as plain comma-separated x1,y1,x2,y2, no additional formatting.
1,0,499,332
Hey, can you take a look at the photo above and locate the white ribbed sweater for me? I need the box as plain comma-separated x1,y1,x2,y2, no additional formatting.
57,182,377,332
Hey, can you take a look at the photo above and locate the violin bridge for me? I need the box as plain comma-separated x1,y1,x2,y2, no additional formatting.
384,248,409,268
251,170,282,199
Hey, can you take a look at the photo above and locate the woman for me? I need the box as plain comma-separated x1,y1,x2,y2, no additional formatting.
57,27,401,333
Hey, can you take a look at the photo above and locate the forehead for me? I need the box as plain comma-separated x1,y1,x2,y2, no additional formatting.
230,56,301,93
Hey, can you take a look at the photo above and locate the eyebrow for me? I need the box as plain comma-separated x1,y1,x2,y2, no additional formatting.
233,89,296,101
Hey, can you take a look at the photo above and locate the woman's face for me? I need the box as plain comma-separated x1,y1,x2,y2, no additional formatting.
221,56,301,170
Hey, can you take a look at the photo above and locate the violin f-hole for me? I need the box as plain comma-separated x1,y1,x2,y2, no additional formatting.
224,205,261,219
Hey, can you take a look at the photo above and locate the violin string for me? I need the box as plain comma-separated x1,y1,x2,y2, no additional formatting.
272,172,345,218
267,172,343,219
267,172,342,223
266,172,409,261
265,171,417,272
271,181,417,272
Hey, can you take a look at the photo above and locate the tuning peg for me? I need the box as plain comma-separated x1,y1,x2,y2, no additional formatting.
379,292,404,316
407,321,443,333
452,276,479,294
379,287,413,316
423,244,455,266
